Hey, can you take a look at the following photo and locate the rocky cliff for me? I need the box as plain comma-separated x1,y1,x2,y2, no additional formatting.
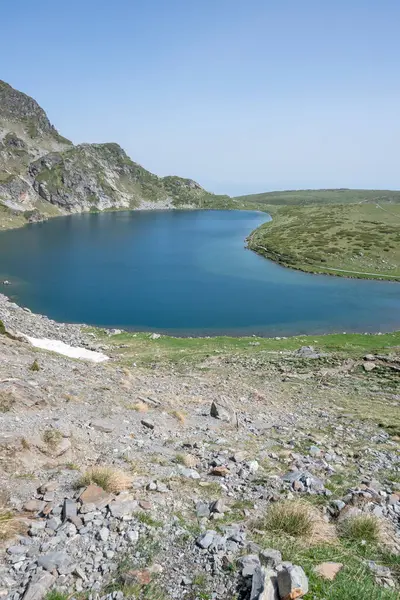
0,81,233,220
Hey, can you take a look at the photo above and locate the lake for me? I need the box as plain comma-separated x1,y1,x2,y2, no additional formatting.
0,209,399,336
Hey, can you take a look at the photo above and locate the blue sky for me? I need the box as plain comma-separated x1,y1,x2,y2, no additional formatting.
1,0,399,195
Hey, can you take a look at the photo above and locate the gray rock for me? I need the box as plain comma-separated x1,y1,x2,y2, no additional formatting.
22,572,55,600
178,467,200,480
309,445,321,457
210,499,226,514
7,546,27,556
46,517,61,531
29,521,46,536
37,551,70,572
97,527,109,542
210,401,232,423
108,498,138,518
251,567,279,600
259,549,282,569
62,499,77,522
368,561,391,577
237,554,261,577
196,530,216,549
196,502,210,519
141,419,155,430
90,420,114,433
277,565,308,598
296,346,322,359
126,530,139,543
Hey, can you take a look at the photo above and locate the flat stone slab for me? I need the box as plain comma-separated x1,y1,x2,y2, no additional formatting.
79,485,113,508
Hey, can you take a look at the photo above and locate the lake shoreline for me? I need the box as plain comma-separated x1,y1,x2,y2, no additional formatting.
2,203,399,282
1,210,400,337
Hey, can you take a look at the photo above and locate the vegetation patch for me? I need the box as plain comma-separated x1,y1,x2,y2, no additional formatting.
338,515,381,544
75,467,131,493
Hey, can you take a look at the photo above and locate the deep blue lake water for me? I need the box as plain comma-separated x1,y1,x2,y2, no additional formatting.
0,209,399,336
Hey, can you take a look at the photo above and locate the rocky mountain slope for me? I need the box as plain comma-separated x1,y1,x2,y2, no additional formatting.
0,81,232,221
0,295,399,600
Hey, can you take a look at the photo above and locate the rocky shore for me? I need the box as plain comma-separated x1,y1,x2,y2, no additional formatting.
0,293,399,599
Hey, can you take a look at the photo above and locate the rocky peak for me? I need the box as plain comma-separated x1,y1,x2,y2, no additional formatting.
0,80,57,138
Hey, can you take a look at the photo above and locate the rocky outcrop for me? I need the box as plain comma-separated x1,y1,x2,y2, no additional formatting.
0,81,233,219
0,81,72,175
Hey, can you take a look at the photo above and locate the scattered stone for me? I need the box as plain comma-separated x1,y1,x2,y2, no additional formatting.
196,531,217,549
259,549,282,569
196,501,211,518
314,562,343,581
210,466,230,477
210,401,232,423
90,420,114,433
141,419,155,430
108,497,138,518
237,554,261,577
79,485,112,507
178,466,200,479
210,498,227,514
363,362,376,372
62,498,77,521
97,527,110,542
37,551,70,572
23,500,46,513
38,481,58,494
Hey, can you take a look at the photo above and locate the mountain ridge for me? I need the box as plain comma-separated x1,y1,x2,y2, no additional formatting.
0,81,233,221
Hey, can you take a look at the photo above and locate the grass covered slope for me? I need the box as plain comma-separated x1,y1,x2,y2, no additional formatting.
236,188,400,207
239,191,400,280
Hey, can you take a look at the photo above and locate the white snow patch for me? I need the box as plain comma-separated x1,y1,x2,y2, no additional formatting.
21,335,109,363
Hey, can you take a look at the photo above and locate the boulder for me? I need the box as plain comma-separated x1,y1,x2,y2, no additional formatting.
210,401,232,423
251,567,279,600
22,573,55,600
277,564,308,599
237,554,261,577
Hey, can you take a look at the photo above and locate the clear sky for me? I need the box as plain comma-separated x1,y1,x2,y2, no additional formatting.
1,0,399,196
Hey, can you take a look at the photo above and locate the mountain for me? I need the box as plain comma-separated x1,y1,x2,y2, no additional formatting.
0,81,233,220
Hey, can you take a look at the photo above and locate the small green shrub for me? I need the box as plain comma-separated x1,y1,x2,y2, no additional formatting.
29,359,40,372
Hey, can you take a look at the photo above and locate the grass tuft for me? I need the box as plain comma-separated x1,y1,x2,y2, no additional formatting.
0,502,20,541
338,515,380,544
43,428,63,447
75,467,131,493
130,401,149,413
170,410,186,424
255,500,317,539
44,592,69,600
0,391,15,413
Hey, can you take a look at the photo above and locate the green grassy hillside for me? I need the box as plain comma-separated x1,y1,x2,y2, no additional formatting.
236,188,400,207
246,199,400,280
